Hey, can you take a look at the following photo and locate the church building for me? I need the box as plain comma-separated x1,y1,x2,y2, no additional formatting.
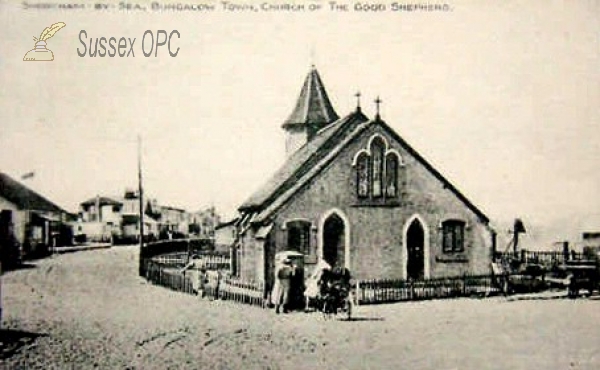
234,66,496,292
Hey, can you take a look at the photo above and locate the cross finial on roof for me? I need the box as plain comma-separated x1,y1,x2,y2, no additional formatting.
355,91,361,112
375,96,382,120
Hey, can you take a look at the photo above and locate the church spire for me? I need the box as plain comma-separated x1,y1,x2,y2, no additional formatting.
282,66,339,156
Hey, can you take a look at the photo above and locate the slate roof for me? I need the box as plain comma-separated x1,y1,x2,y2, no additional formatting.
240,112,490,225
282,66,339,130
0,172,67,214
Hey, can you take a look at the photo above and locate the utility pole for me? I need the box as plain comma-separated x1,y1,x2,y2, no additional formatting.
138,135,145,276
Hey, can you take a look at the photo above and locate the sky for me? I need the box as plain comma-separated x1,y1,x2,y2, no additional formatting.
1,0,599,248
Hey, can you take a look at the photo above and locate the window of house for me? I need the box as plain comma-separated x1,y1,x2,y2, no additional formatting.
286,220,312,256
356,152,370,198
371,138,385,198
442,220,465,253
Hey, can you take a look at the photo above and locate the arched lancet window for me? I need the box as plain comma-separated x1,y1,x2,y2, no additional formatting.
356,152,370,198
371,138,385,198
385,153,399,197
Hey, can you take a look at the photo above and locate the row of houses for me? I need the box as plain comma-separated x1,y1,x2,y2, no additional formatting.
76,190,221,244
0,172,225,266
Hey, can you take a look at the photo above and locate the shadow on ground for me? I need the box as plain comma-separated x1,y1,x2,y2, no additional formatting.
339,316,385,322
0,329,46,359
2,263,37,274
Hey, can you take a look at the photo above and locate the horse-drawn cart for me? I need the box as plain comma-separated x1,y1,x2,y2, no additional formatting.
565,260,600,298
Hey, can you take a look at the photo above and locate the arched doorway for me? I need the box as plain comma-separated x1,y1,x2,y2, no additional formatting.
406,219,425,280
322,213,345,268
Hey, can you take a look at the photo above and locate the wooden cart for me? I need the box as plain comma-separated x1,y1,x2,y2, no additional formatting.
565,260,600,298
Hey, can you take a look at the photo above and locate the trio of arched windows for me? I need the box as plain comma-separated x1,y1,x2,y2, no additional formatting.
355,135,403,199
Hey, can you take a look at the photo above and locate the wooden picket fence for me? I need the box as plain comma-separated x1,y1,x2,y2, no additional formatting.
152,252,231,270
141,256,265,308
152,252,188,266
356,274,501,304
494,250,586,267
143,259,195,294
218,276,265,307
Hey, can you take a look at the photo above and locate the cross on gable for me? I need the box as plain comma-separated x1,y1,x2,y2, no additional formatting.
375,96,382,119
355,91,361,110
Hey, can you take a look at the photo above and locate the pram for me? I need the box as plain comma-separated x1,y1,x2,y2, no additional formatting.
318,267,353,320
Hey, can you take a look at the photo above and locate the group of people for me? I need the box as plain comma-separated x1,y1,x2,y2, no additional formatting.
181,253,352,314
271,257,352,314
180,255,220,298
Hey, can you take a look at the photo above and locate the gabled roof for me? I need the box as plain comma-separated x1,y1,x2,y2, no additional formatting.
80,196,123,207
240,113,490,225
216,217,239,230
240,109,370,212
282,66,339,130
0,172,67,214
378,120,490,224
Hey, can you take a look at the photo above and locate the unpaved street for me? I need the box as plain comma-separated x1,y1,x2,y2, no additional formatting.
1,246,600,369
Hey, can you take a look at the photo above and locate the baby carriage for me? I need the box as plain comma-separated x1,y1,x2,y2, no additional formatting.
318,267,353,320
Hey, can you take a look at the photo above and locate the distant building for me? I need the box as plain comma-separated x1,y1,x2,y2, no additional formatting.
158,206,189,237
214,218,238,254
78,196,123,242
189,207,221,238
119,189,160,242
78,190,163,243
121,214,159,242
235,67,495,292
582,232,600,255
0,172,71,264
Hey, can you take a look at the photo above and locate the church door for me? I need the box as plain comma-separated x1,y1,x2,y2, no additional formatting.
406,219,425,280
323,213,345,268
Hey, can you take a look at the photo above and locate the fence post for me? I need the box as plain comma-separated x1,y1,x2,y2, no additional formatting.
355,280,360,306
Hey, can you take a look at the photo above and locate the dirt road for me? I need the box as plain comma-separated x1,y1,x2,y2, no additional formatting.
1,245,599,369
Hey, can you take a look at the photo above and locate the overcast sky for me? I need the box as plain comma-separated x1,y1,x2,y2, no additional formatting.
1,0,599,246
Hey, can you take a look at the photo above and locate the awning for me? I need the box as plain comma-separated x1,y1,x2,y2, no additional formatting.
255,223,273,239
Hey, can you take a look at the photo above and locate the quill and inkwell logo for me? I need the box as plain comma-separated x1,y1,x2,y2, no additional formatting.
23,22,66,61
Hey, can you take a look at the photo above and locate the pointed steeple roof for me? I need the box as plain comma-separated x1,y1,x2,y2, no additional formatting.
282,66,339,130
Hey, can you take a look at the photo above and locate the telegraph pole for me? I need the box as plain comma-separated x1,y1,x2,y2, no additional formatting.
138,135,145,276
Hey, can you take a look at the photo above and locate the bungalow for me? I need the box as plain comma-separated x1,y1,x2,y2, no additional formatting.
0,172,71,265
